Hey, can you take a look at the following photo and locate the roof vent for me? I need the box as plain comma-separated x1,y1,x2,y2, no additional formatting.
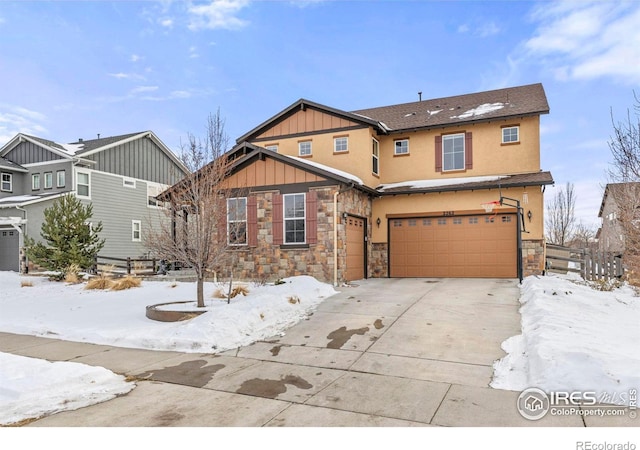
78,138,83,143
418,91,422,101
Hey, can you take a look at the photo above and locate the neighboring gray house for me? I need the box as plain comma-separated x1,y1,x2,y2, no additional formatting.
597,182,640,254
0,131,188,272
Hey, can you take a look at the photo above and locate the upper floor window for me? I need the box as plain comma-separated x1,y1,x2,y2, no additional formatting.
265,144,278,152
123,178,136,188
77,172,90,197
132,220,141,242
394,139,409,156
334,137,348,153
442,133,465,171
284,193,305,244
227,197,247,246
1,173,12,192
32,173,40,191
57,170,65,188
372,138,379,176
298,141,312,157
44,172,53,189
502,126,519,144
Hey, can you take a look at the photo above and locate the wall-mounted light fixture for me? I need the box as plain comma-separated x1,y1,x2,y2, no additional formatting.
527,210,532,222
376,217,381,228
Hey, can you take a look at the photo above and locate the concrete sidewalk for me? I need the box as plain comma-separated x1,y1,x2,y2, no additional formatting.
1,278,629,427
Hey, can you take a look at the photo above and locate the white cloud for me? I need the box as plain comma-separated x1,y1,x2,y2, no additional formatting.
159,17,174,28
189,46,199,58
130,54,141,62
108,72,146,81
477,22,500,38
525,0,640,85
0,104,48,144
187,0,250,31
130,86,159,94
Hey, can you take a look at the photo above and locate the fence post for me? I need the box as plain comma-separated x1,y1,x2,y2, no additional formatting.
127,257,131,275
152,258,157,275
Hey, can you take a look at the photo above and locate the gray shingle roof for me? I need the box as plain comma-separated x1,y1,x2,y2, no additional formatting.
0,156,27,172
352,83,549,132
71,132,145,154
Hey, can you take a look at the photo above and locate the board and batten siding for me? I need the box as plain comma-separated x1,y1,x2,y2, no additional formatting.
84,137,185,185
76,169,168,258
4,141,65,165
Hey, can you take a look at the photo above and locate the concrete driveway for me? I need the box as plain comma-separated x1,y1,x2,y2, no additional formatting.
1,278,595,426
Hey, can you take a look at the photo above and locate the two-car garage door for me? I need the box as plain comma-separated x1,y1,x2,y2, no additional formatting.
389,214,517,278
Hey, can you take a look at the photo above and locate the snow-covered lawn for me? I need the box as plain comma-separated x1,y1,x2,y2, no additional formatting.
492,274,640,404
0,272,336,425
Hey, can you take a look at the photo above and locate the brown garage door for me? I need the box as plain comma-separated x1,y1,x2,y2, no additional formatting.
389,214,517,278
345,216,365,281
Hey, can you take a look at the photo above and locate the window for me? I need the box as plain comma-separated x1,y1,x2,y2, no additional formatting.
265,144,278,152
422,219,431,226
44,172,53,189
298,141,312,157
502,126,519,144
469,217,478,224
438,218,447,225
77,172,90,197
394,139,409,155
372,138,379,175
32,173,40,190
227,197,247,245
57,170,65,188
453,218,462,225
442,133,465,171
1,173,11,192
501,216,512,223
132,220,141,242
334,137,348,153
284,193,305,244
123,178,136,188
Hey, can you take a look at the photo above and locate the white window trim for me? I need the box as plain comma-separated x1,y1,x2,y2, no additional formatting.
44,172,53,189
57,170,65,188
442,133,465,172
334,137,348,153
298,141,312,157
265,144,278,152
1,172,12,192
394,139,409,155
132,220,141,242
502,126,519,144
283,193,306,244
123,178,136,188
227,197,248,246
76,171,91,199
32,173,40,191
372,138,379,176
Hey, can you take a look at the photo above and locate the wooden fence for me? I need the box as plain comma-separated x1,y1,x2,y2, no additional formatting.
94,255,158,276
545,244,624,281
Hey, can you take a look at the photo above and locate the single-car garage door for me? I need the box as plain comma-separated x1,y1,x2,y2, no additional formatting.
389,214,517,278
0,228,19,272
345,215,365,281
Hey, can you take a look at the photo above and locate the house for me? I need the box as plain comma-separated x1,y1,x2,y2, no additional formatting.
597,182,640,254
0,131,188,272
174,83,554,284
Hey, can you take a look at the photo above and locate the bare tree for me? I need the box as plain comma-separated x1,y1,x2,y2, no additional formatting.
146,109,238,307
607,94,640,282
546,182,577,246
569,221,597,250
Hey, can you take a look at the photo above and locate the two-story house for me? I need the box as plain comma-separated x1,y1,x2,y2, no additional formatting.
171,83,553,284
598,182,640,254
0,131,188,272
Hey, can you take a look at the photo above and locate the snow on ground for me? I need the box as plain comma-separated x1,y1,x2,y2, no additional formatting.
0,352,134,425
0,272,336,424
0,272,336,353
492,273,640,404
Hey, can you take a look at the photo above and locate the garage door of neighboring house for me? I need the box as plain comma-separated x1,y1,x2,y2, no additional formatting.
389,214,517,278
0,228,19,272
345,215,366,281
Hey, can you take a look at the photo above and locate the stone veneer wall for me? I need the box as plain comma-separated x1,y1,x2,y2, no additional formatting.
523,239,545,277
370,243,388,278
230,185,372,284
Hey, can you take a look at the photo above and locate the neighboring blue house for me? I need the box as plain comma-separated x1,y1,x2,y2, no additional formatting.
0,131,188,272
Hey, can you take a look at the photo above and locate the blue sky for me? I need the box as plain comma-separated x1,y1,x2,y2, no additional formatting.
1,0,639,228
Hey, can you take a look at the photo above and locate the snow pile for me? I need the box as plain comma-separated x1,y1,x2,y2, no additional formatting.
378,175,509,192
287,155,364,185
0,273,337,353
492,274,640,404
0,352,134,425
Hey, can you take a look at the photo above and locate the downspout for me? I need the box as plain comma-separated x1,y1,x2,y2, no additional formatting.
15,206,27,274
333,183,355,287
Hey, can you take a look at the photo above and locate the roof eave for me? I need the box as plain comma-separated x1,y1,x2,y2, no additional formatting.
378,176,554,196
